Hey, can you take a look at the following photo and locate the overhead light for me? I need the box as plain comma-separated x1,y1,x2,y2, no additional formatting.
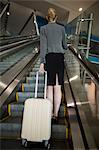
81,18,84,22
34,20,36,23
79,8,83,12
34,47,39,53
7,12,10,15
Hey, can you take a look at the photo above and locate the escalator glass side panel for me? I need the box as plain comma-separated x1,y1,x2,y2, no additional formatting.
64,49,99,149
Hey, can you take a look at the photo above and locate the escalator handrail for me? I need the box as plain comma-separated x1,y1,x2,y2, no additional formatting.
68,46,99,87
0,35,39,52
65,47,97,149
64,66,85,149
0,38,33,52
0,34,36,41
0,37,39,59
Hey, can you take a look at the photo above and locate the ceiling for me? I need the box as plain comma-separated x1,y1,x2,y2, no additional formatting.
9,0,98,23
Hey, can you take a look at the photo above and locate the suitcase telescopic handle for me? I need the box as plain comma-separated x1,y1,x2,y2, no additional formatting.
35,71,47,99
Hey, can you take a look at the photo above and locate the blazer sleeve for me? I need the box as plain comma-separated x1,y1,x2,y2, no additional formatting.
40,27,47,64
62,27,67,50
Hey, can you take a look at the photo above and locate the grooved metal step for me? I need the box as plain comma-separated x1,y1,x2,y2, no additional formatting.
26,76,44,84
59,105,66,117
29,72,38,76
32,67,39,72
0,68,8,71
9,102,65,117
16,92,44,103
0,58,68,143
22,83,44,92
52,124,67,140
0,117,22,138
0,62,14,65
8,103,24,117
34,64,40,68
0,116,67,139
32,68,39,72
3,60,16,62
0,123,21,138
29,72,45,77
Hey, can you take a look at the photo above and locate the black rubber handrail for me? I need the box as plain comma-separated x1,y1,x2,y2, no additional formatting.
65,47,97,149
68,46,99,87
0,34,36,41
0,35,39,51
0,37,39,60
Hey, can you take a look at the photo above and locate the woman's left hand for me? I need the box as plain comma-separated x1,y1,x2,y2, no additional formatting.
39,63,45,74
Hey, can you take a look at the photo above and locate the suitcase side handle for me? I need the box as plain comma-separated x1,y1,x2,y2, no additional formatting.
35,71,47,99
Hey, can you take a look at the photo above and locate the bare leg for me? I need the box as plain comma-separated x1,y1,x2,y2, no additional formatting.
53,74,62,117
47,86,53,115
47,86,53,103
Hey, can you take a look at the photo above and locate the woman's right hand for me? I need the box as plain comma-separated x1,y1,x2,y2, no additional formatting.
39,63,45,74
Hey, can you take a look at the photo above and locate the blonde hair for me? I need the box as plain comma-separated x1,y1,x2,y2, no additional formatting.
46,8,57,22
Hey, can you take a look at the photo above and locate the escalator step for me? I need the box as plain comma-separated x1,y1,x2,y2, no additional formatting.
26,76,44,84
22,83,44,92
59,105,66,118
0,64,11,67
3,60,16,63
0,121,67,140
0,66,10,71
3,59,16,63
29,72,37,76
52,124,67,140
8,103,65,117
8,104,24,117
0,69,9,74
34,62,40,66
29,72,46,77
0,62,14,65
0,123,21,138
36,60,40,63
0,67,9,70
16,92,44,103
0,116,21,138
32,68,39,72
34,64,40,68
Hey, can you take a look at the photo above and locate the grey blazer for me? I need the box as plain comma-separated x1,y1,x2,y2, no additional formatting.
40,22,67,63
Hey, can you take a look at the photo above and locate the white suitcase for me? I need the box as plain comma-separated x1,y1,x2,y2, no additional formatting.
21,71,52,149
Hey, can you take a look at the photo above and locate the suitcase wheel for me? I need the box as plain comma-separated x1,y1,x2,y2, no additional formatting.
22,139,28,147
44,140,50,149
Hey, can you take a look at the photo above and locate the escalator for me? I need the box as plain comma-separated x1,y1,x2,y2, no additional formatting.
0,57,71,149
0,35,36,47
0,42,39,75
65,46,99,149
1,43,98,149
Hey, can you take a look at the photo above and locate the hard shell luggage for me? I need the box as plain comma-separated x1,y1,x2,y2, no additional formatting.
21,71,52,149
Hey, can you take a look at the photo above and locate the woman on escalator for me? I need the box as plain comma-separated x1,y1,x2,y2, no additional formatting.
39,8,67,121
